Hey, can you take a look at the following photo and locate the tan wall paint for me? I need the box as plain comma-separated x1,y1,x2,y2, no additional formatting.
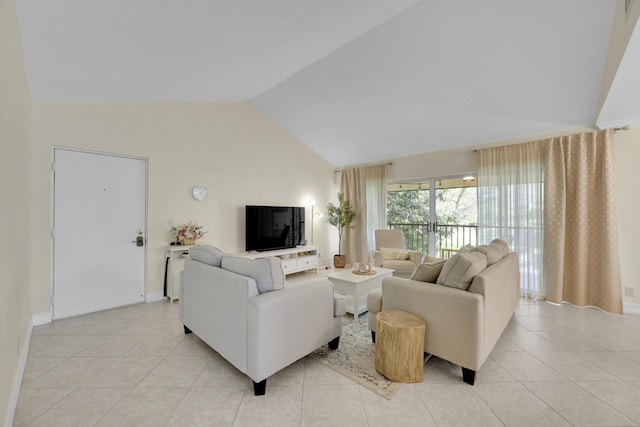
0,0,32,423
30,102,337,313
613,127,640,306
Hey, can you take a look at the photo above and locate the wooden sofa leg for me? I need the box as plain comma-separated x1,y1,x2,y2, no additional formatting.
371,331,376,343
462,368,476,385
253,379,266,396
328,336,340,350
183,325,192,334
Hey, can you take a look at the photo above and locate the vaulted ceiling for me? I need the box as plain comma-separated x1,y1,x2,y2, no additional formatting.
15,0,640,167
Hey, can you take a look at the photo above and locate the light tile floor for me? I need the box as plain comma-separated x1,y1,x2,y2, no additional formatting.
13,274,640,426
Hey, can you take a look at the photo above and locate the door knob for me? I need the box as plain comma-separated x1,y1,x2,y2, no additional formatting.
131,235,144,246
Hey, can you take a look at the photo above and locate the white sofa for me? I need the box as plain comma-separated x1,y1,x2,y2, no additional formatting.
367,240,520,385
180,246,344,395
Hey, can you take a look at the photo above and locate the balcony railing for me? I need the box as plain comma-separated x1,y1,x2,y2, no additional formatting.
388,223,478,259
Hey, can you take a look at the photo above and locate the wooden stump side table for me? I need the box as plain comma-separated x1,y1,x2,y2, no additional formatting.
375,309,426,383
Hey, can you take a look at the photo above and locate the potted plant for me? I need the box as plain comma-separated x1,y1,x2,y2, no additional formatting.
326,192,357,268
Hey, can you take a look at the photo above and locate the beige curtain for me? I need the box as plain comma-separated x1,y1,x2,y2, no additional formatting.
544,130,623,314
477,141,545,298
340,164,387,266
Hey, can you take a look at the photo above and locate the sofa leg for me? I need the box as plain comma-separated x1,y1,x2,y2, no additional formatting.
328,336,340,350
253,379,266,396
371,331,376,343
183,325,192,334
462,367,476,385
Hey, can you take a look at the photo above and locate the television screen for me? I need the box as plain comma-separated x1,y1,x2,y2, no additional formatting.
245,205,305,252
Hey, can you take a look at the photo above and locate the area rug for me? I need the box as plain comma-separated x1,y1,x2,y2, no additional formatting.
308,316,403,400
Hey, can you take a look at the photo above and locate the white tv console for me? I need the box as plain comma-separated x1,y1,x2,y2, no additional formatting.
237,245,319,275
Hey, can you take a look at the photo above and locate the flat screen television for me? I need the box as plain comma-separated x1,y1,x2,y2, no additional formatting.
245,205,306,252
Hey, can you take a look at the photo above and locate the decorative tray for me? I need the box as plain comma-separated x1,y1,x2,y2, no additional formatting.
352,269,376,276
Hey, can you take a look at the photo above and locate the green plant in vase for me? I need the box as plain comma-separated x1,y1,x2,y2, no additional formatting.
326,192,357,268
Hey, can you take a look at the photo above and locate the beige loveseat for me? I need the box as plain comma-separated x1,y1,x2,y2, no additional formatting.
367,240,520,385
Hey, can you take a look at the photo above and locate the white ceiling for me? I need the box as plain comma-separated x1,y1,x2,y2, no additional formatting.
15,0,640,167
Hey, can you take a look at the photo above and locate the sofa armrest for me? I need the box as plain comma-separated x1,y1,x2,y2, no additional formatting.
247,278,338,382
381,277,484,370
181,259,259,373
470,252,520,357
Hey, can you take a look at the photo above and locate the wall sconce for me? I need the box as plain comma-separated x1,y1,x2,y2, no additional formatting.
462,175,476,182
310,199,323,246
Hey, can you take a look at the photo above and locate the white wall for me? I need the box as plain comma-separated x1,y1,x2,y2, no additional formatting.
30,102,337,314
388,146,476,181
613,127,640,311
0,0,32,423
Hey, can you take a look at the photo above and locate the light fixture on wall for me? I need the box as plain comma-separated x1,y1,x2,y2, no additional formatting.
310,199,323,246
462,176,476,182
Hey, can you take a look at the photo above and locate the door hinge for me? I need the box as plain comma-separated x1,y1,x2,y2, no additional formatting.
51,161,55,173
51,229,55,239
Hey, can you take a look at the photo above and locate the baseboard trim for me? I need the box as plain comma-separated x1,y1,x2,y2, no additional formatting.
145,292,165,303
4,319,34,427
32,311,52,326
624,302,640,315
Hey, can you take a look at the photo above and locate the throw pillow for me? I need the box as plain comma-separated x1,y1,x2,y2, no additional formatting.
457,244,475,253
491,239,510,256
473,242,505,266
380,247,410,260
188,245,226,267
436,252,488,290
410,260,446,283
220,256,285,294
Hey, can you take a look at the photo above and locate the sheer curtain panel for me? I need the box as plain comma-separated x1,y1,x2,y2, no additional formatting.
477,141,545,298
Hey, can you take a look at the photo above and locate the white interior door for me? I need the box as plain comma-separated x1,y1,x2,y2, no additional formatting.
53,148,146,318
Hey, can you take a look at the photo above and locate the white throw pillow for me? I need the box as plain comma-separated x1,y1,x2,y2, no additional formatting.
436,252,487,290
188,245,226,267
220,256,285,294
380,247,410,260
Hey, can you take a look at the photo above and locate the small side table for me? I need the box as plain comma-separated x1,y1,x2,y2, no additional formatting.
375,309,426,383
165,245,193,302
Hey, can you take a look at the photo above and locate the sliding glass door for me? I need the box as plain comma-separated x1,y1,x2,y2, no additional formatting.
387,177,477,258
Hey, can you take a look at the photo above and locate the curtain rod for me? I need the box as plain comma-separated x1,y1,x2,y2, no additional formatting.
334,162,392,173
613,126,630,132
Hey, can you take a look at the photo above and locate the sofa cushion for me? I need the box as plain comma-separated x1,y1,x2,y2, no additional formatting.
457,244,476,253
436,252,488,290
220,256,285,294
367,287,383,313
491,239,510,254
410,260,446,283
380,247,410,260
473,240,509,266
473,243,501,266
188,245,225,267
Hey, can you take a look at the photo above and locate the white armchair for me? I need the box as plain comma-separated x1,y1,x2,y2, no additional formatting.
373,229,423,278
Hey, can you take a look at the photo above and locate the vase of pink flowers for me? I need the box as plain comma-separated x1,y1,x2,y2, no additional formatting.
171,222,206,245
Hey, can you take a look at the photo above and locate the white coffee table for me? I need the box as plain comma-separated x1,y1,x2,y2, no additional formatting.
326,267,394,317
